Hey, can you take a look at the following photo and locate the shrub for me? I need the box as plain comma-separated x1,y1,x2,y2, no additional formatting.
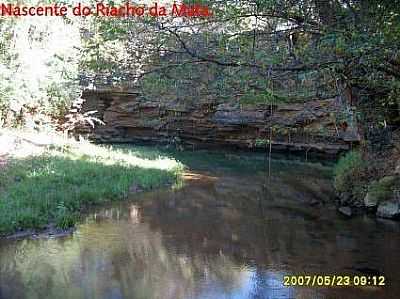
368,176,399,204
334,151,367,202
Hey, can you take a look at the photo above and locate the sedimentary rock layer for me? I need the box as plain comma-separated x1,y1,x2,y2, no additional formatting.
79,89,356,156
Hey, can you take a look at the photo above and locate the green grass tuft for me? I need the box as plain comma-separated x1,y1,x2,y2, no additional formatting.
333,150,367,201
0,143,183,235
368,176,399,204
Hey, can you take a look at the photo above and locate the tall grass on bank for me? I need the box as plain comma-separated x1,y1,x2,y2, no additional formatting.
0,143,183,235
333,151,367,201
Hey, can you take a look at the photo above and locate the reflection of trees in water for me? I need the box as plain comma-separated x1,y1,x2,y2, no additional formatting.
3,162,397,299
0,241,25,299
0,205,246,299
111,206,247,299
0,165,335,299
0,237,83,299
137,171,335,268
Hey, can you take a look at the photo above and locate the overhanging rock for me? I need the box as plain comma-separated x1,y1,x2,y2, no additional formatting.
76,89,355,157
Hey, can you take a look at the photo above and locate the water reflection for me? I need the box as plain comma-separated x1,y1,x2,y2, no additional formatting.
0,153,399,299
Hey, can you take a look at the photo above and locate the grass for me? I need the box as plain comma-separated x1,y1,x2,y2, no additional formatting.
368,176,399,204
333,150,367,201
0,141,184,235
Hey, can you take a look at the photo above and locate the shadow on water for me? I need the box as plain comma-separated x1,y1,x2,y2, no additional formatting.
0,147,399,299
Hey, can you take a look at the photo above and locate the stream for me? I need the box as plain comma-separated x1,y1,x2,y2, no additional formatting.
0,149,399,299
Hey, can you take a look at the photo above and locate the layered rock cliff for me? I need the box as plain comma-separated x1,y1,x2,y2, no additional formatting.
78,89,358,157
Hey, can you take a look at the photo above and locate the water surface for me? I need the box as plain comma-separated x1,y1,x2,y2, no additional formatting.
1,149,399,299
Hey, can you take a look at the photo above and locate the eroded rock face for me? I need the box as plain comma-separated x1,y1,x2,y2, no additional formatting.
78,89,355,156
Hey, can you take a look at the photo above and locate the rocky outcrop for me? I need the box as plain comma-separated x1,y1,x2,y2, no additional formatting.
395,162,400,176
338,206,352,217
377,201,400,219
78,89,357,156
364,192,379,209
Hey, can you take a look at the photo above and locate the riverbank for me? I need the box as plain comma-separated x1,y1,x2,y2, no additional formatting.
334,135,400,220
0,129,184,237
3,144,399,299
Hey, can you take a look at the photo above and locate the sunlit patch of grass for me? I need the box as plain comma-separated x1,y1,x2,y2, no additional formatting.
0,142,184,235
59,141,182,171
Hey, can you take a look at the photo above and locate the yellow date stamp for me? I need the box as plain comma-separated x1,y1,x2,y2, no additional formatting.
283,275,386,287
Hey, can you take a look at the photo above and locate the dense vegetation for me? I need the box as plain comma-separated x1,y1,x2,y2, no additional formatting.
0,136,183,234
1,1,399,127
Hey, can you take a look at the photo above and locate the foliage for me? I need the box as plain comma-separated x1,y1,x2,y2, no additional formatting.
239,89,287,105
368,176,399,204
334,151,367,201
1,1,398,130
318,2,400,126
0,8,81,128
